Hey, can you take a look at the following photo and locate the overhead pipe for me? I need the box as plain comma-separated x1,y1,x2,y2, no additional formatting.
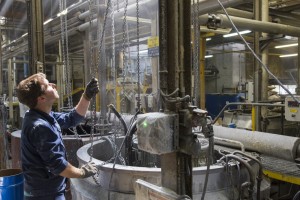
198,14,300,37
192,0,253,16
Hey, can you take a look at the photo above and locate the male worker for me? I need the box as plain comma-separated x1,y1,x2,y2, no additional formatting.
16,73,99,200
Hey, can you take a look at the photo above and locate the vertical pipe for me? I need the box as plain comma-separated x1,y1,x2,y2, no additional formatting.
150,14,159,111
159,0,168,95
253,0,261,131
261,0,269,120
57,40,64,110
200,36,206,109
297,38,300,95
182,0,192,97
0,28,2,95
8,59,13,127
27,0,45,74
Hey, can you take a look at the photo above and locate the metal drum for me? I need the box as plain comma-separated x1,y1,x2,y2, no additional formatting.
0,168,24,200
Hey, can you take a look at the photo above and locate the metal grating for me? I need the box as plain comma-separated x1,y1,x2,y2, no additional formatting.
261,155,300,177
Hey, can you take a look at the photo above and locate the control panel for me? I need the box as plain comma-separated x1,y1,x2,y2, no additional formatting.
285,96,300,121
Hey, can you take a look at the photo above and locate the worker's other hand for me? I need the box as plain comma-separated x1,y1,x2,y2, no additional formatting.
84,78,99,101
80,162,98,178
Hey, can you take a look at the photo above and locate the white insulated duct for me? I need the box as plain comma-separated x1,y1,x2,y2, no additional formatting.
199,13,300,37
213,125,300,161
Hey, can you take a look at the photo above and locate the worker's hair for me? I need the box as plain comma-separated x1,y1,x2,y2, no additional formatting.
16,73,47,109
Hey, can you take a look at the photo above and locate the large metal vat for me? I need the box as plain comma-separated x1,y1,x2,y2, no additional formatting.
71,137,270,200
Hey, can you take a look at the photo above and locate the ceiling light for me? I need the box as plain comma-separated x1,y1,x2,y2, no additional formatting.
21,33,28,37
43,18,53,25
205,55,213,58
275,43,298,49
123,16,151,24
206,38,211,41
57,9,68,17
223,30,251,38
279,53,298,58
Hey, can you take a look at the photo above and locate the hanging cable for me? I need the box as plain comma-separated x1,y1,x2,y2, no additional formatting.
217,0,300,103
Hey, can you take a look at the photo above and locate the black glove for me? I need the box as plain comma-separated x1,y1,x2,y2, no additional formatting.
83,78,99,101
80,162,98,178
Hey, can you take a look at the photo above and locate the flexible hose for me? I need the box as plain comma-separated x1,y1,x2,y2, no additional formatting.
233,151,263,200
108,104,128,135
293,190,300,200
218,154,255,200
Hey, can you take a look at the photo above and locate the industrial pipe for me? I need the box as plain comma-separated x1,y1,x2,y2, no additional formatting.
193,0,253,16
233,151,263,200
212,102,284,124
218,154,255,199
199,14,300,37
213,125,300,161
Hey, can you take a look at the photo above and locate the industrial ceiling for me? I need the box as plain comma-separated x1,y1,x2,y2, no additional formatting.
0,0,300,64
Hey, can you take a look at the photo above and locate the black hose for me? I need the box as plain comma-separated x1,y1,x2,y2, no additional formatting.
176,194,192,200
108,104,128,135
201,136,214,200
233,151,263,200
219,154,255,200
293,190,300,200
126,121,137,166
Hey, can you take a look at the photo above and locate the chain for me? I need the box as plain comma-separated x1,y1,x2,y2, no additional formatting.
111,0,117,106
97,0,110,74
136,0,141,111
88,0,97,162
121,0,129,112
89,0,111,162
59,0,73,109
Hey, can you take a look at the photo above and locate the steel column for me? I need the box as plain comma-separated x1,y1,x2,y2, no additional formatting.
26,0,45,74
159,0,192,197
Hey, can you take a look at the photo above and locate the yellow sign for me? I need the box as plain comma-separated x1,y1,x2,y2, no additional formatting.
148,36,159,48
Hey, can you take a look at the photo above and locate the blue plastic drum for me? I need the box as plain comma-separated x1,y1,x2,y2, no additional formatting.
0,169,24,200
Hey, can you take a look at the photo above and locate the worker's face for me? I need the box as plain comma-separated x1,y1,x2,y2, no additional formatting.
39,78,59,103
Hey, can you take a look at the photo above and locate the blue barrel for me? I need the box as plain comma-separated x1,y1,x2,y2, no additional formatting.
0,169,24,200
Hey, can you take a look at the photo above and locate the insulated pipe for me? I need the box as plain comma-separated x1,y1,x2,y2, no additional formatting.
193,0,253,16
261,0,269,118
297,39,300,95
213,125,300,161
198,14,300,37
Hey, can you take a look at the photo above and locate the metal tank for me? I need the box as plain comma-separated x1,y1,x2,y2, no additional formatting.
71,136,270,200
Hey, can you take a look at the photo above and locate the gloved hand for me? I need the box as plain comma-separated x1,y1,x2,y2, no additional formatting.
80,162,98,178
83,78,99,101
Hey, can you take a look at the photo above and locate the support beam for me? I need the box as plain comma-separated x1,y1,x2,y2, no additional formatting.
27,0,45,74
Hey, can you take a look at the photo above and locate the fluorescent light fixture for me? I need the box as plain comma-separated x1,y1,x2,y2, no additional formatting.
206,38,211,41
123,16,151,24
21,33,28,37
139,50,148,54
223,30,251,38
279,53,298,58
44,18,53,25
275,43,298,49
205,55,213,58
57,9,68,17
